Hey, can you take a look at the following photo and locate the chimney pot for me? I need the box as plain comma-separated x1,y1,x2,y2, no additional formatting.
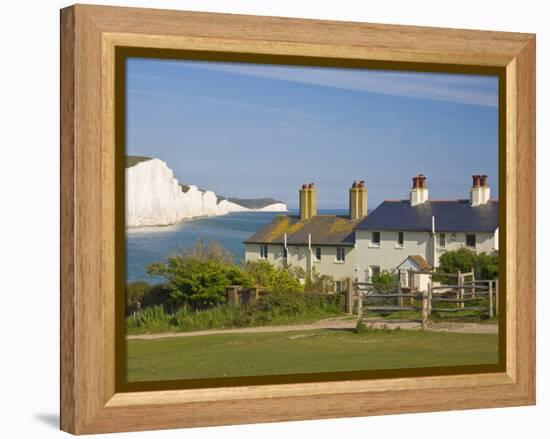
480,175,488,187
349,179,368,220
472,175,481,187
410,174,428,205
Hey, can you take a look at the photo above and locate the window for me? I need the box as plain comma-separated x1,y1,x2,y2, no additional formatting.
336,247,346,262
370,265,381,280
315,247,321,261
260,245,268,259
466,234,476,248
335,281,343,292
439,233,446,248
397,231,404,247
372,231,381,246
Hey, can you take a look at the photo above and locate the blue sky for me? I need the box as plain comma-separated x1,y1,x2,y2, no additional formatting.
126,58,499,209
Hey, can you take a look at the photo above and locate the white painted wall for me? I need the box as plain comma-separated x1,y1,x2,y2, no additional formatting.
245,243,357,282
355,229,498,277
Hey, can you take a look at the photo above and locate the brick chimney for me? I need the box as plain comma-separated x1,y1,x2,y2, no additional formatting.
470,174,491,206
349,180,368,220
299,182,317,221
410,174,429,206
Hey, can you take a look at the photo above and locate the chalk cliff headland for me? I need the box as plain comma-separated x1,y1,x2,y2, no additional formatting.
126,156,287,228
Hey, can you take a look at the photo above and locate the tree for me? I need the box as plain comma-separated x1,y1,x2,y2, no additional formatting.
126,281,151,313
173,238,233,264
475,252,499,280
148,257,254,309
437,247,478,274
243,261,304,294
437,248,499,280
147,240,254,309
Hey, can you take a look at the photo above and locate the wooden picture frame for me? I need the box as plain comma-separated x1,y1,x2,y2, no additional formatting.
60,4,536,434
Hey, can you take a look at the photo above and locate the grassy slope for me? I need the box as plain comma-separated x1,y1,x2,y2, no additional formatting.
126,155,153,168
127,329,498,382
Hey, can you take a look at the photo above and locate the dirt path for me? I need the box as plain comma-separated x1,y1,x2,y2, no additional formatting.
127,316,498,340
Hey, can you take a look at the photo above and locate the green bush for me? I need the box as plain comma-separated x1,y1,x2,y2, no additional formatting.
126,281,152,313
371,270,396,294
437,248,499,280
243,261,303,294
148,256,254,309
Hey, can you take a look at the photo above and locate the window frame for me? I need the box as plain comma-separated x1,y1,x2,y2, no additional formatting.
371,231,381,247
335,247,346,262
466,233,476,248
315,246,322,262
397,231,404,248
259,244,268,259
439,232,446,248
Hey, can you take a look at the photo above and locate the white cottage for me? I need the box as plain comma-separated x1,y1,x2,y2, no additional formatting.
244,175,499,291
354,174,499,283
244,181,367,289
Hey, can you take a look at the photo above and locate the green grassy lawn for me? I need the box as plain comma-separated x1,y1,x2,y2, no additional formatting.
127,329,498,382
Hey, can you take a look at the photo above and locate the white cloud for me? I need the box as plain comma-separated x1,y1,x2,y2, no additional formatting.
174,61,498,108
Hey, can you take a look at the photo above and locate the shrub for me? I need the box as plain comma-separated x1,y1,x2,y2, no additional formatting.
126,281,152,313
305,268,335,293
243,261,303,294
437,247,477,274
148,256,254,309
437,248,499,280
475,252,499,280
371,270,396,294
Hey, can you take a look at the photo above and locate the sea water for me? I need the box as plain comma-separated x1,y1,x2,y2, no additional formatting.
126,209,347,283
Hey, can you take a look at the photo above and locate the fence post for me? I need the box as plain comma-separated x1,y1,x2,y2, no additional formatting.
226,286,240,305
397,279,403,307
427,282,432,316
346,277,353,315
357,282,363,319
495,278,499,317
458,271,465,309
489,280,493,318
422,291,428,329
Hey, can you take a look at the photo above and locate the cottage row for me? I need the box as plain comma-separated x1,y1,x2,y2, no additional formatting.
243,175,499,290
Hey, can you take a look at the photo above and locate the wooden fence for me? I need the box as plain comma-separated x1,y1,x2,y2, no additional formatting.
348,273,498,328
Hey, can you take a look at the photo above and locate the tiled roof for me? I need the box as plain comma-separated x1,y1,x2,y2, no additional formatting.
356,200,499,233
398,255,432,271
243,215,357,246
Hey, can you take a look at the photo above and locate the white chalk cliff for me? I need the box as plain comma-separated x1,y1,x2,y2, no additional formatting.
126,157,287,228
